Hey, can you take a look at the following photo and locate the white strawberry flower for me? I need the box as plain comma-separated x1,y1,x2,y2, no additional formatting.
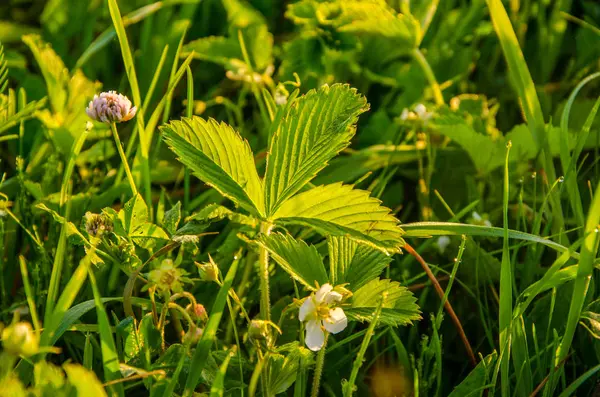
299,283,348,351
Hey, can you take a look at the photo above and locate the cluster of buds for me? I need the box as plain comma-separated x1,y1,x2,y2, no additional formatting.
86,91,137,124
83,212,113,238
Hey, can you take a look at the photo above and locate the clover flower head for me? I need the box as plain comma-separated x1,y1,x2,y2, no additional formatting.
86,91,137,123
299,283,347,351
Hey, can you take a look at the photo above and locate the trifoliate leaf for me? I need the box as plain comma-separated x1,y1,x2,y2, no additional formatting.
328,236,391,289
161,117,265,216
264,84,369,215
255,233,328,290
272,183,404,254
347,278,421,326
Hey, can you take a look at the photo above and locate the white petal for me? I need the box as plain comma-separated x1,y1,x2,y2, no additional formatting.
299,297,316,322
315,284,333,304
323,308,347,334
324,290,343,304
305,320,325,351
472,211,482,221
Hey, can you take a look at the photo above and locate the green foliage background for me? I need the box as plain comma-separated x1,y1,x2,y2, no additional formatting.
1,0,600,396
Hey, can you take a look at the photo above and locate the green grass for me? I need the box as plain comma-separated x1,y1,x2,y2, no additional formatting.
1,0,600,396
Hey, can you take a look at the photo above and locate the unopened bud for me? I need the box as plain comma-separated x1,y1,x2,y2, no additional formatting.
248,320,270,341
187,303,208,322
196,256,219,282
1,322,39,357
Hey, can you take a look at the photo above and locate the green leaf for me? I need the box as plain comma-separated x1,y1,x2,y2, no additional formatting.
187,203,259,228
22,34,69,113
328,236,391,289
272,183,404,254
63,364,109,397
161,117,265,216
264,84,368,215
208,348,235,397
268,342,314,394
130,223,170,250
88,268,125,397
163,202,182,235
447,351,497,397
255,233,328,290
181,36,243,66
332,0,421,49
347,278,420,326
118,193,149,235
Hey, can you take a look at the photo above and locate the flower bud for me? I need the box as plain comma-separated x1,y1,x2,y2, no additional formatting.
84,212,113,238
1,322,39,357
183,327,203,345
248,320,270,341
86,91,137,123
195,256,219,282
186,303,208,323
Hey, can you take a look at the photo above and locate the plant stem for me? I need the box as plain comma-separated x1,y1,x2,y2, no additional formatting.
311,334,329,397
412,48,444,106
111,122,138,196
344,296,385,397
404,243,477,367
258,222,273,321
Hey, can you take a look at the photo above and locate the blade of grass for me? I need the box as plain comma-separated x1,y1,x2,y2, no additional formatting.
108,0,152,212
499,141,512,397
486,0,566,242
559,72,600,231
88,266,125,397
555,182,600,382
182,255,240,396
556,363,600,397
18,256,40,332
209,347,236,397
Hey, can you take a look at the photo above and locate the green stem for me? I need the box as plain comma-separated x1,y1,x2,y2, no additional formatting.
111,122,138,196
412,48,444,106
259,222,273,321
344,296,385,397
311,334,329,397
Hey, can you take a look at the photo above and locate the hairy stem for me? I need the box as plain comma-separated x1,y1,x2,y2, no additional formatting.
259,222,273,321
311,334,329,397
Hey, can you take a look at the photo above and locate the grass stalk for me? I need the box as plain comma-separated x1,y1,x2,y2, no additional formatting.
111,122,138,196
412,48,444,105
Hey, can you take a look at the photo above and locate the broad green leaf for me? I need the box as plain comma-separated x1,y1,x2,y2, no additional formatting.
264,84,368,215
347,278,420,326
161,117,265,216
163,201,182,235
22,34,69,113
328,236,391,289
447,351,497,397
256,233,328,290
130,223,170,250
187,203,259,228
272,183,404,254
63,364,109,397
332,0,421,49
269,342,314,394
118,193,149,235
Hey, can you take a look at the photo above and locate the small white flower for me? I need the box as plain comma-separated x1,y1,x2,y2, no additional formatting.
414,103,433,122
471,211,482,222
436,236,451,254
483,219,492,227
86,91,137,123
299,284,347,351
